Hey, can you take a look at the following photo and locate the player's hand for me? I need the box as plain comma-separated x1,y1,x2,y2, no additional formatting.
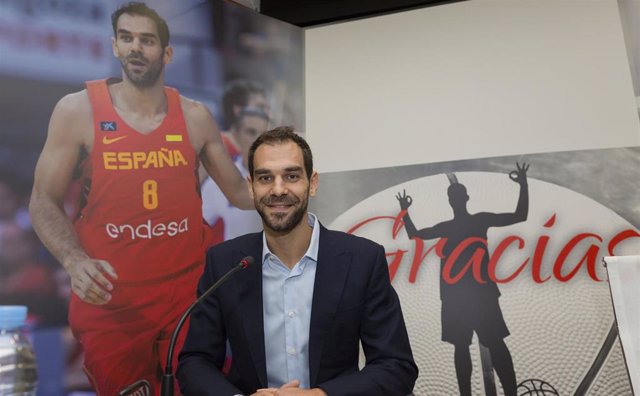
509,162,529,185
63,256,118,304
396,189,413,210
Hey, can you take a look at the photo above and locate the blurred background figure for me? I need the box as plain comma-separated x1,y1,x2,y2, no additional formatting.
202,106,270,241
0,221,66,327
212,0,303,130
223,80,270,131
218,79,271,159
0,172,65,326
0,175,31,230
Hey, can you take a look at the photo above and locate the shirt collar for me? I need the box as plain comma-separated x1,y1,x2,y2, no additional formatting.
262,212,320,265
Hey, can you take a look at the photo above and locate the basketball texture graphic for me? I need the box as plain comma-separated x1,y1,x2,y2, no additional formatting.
331,172,639,395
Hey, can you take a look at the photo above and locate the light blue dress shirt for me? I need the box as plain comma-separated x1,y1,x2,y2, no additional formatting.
262,213,320,389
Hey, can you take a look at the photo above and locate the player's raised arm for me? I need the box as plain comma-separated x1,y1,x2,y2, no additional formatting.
510,162,529,220
485,162,530,228
396,189,444,240
183,98,253,210
29,92,117,304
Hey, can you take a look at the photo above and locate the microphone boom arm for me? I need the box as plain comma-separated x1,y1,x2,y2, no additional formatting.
161,256,253,396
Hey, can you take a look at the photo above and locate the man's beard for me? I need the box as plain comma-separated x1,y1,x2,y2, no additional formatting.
256,193,308,233
120,51,163,88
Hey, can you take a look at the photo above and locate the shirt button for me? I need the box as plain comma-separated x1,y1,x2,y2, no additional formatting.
287,347,296,355
288,311,295,318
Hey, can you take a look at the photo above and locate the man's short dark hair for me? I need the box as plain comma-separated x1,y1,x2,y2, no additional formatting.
112,2,170,48
223,80,267,129
248,126,313,179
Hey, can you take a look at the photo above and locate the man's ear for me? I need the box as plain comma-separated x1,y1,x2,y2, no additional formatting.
112,37,118,58
247,176,254,200
163,45,173,65
309,171,319,197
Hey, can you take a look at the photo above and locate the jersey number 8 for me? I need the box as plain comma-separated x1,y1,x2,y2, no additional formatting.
143,180,158,210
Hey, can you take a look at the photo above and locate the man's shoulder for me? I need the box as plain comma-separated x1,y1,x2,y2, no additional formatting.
320,225,383,252
177,94,219,152
319,227,387,279
49,90,92,138
55,89,91,115
178,95,209,120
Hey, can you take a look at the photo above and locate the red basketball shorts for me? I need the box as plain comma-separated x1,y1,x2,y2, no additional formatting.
69,263,203,396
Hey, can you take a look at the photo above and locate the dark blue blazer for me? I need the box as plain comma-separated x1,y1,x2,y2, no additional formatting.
177,224,418,396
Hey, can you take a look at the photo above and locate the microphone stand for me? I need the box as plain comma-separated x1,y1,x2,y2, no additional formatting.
160,256,253,396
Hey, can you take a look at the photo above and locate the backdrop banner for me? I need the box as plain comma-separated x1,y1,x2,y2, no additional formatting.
0,0,303,393
604,255,640,395
312,146,640,396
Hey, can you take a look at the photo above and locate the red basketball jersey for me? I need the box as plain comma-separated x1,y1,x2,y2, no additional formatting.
74,79,208,283
221,133,241,159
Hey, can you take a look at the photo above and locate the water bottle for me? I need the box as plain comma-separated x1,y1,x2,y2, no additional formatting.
0,306,38,396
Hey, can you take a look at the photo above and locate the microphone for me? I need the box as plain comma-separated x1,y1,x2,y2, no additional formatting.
160,256,254,396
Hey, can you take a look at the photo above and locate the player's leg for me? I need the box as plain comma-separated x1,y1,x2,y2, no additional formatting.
476,297,516,396
453,343,472,396
485,339,516,396
442,297,474,396
69,294,161,395
156,264,203,396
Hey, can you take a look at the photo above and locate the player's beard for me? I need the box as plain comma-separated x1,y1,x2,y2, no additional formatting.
256,191,308,233
120,50,164,88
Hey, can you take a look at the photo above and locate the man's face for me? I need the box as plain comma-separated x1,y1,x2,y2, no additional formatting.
247,93,270,117
249,141,317,234
235,115,269,167
112,14,172,88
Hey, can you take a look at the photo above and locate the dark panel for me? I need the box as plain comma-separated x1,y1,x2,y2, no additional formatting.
260,0,464,27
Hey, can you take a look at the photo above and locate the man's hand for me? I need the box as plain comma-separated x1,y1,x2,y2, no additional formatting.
252,380,327,396
396,189,413,210
64,256,118,304
509,162,529,185
275,389,327,396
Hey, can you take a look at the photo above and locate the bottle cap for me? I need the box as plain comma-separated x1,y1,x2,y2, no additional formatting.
0,305,28,329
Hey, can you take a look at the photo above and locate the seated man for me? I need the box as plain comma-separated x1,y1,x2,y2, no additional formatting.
178,127,418,395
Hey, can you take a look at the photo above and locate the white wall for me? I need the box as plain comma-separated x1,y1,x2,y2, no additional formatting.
305,0,640,173
618,0,640,98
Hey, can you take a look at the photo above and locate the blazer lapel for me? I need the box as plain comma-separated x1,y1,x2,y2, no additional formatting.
308,225,351,386
236,234,268,388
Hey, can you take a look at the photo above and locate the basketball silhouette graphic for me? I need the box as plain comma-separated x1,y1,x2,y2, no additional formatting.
332,172,639,395
517,379,559,396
